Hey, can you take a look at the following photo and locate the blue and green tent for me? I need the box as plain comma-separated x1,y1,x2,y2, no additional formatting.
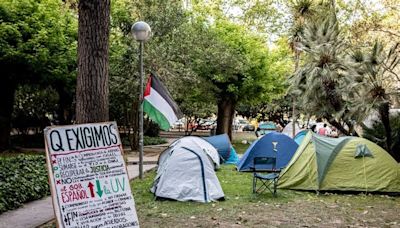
279,132,400,192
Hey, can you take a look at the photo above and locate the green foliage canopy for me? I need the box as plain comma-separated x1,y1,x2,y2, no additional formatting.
0,0,77,84
0,0,77,150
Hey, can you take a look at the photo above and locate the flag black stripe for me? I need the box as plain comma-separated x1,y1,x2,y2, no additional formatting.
150,72,183,119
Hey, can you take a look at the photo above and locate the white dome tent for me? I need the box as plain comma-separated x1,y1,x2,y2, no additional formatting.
151,136,225,202
282,121,302,138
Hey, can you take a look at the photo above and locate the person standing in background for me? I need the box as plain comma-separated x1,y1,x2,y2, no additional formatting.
318,124,328,136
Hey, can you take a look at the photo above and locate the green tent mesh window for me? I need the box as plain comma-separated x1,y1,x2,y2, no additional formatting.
354,144,373,158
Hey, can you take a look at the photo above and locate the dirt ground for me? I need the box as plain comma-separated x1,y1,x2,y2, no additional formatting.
138,195,400,228
38,195,400,228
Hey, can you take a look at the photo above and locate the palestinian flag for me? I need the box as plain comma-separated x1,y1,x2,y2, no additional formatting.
143,72,183,131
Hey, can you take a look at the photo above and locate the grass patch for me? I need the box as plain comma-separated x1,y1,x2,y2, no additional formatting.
232,132,257,142
131,165,399,227
232,132,257,154
232,142,249,154
40,164,399,227
131,165,312,227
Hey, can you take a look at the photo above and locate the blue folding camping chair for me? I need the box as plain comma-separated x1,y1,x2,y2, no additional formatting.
250,157,280,197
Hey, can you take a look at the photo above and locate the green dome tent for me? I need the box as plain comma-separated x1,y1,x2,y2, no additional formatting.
278,131,400,192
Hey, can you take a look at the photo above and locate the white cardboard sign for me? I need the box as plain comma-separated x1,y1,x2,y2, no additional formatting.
44,122,139,228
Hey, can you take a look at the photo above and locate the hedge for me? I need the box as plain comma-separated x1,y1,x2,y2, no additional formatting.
0,137,168,214
121,135,167,147
0,154,50,214
143,136,167,145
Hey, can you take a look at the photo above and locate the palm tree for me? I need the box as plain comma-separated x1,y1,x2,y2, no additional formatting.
345,41,400,160
287,0,342,136
289,13,355,135
288,0,316,137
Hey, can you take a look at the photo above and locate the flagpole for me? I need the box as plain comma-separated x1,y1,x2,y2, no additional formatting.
138,40,144,179
131,21,151,180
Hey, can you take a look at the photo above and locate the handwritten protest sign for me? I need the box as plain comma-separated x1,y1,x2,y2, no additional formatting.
44,122,139,228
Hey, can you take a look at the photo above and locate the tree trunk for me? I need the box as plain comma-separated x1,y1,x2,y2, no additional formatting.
55,85,73,125
292,96,296,137
391,128,400,162
76,0,110,123
344,120,358,137
323,79,342,112
326,116,350,136
379,102,392,154
292,47,300,137
0,81,16,152
216,98,236,140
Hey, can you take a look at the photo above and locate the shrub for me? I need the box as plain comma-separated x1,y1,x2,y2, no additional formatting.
144,120,160,137
143,136,167,146
0,154,50,214
362,114,400,161
10,134,45,148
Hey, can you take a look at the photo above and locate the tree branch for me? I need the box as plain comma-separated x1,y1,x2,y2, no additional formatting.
371,28,400,38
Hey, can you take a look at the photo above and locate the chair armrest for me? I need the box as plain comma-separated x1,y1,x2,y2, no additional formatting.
270,168,281,173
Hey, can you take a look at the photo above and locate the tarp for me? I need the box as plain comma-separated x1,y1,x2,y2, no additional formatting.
237,132,299,171
259,122,276,130
256,122,277,136
203,134,239,164
151,136,225,202
279,132,400,192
